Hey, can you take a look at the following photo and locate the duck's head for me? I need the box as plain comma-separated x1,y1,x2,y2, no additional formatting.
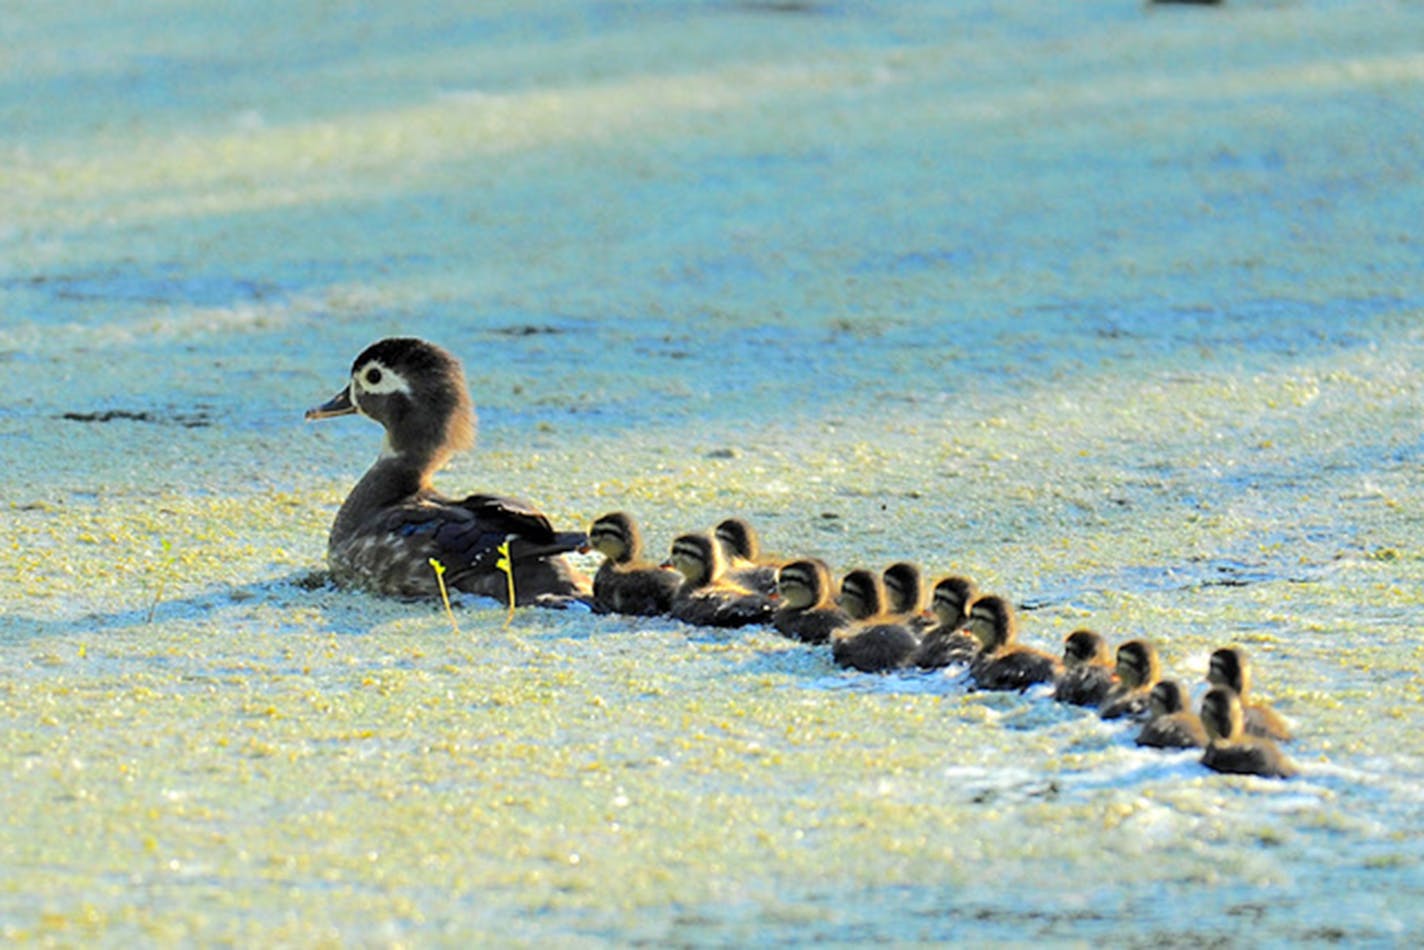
589,511,642,563
776,559,833,610
665,532,723,587
965,594,1015,651
1200,686,1245,743
307,338,476,469
930,575,977,628
1115,639,1161,690
1062,629,1110,668
1148,680,1190,719
881,561,924,615
714,518,760,562
837,568,885,620
1207,646,1250,696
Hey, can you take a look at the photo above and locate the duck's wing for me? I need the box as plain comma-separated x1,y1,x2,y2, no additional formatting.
380,493,585,582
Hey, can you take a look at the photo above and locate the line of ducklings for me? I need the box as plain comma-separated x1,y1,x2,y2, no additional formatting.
586,511,1297,780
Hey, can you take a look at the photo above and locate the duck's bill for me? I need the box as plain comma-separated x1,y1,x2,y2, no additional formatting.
305,387,356,420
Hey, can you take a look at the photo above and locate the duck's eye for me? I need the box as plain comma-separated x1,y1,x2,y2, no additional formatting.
365,367,383,386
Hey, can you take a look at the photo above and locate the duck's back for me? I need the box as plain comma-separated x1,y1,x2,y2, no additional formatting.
593,560,680,616
1202,739,1297,779
834,623,919,673
1054,665,1115,707
971,647,1060,692
914,626,980,670
670,584,774,628
331,487,585,603
773,604,850,645
1136,711,1208,749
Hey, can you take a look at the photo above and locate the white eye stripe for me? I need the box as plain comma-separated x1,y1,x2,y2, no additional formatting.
353,360,413,397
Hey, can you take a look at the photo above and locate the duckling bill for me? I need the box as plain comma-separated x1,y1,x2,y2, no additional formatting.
307,337,589,606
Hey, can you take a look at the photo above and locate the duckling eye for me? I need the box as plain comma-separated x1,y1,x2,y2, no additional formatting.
365,367,383,386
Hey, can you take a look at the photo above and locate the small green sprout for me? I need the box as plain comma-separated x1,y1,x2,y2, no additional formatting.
428,558,461,636
495,539,516,626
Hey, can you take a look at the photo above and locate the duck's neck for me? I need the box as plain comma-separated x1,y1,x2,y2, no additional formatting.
330,452,434,547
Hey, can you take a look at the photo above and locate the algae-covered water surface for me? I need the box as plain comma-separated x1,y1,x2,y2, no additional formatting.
4,0,1424,943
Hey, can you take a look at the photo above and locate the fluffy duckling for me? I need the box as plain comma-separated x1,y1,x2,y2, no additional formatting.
832,568,920,672
1099,639,1162,721
664,532,775,628
1199,686,1297,779
305,337,588,605
1207,646,1292,742
772,558,852,645
836,568,885,622
966,595,1062,691
586,511,680,616
713,517,781,596
1052,629,1116,707
881,561,935,635
913,575,981,669
1135,680,1208,750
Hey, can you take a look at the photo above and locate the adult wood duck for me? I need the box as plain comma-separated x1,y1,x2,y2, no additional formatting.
306,337,589,606
831,568,920,672
1199,686,1297,779
714,517,781,595
586,511,680,616
965,595,1062,691
1099,639,1162,721
1135,680,1208,750
1207,646,1292,742
913,575,980,670
1052,629,1116,707
664,531,775,628
772,558,852,645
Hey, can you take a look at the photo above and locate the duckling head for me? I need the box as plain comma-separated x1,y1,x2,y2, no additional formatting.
1148,680,1190,719
1115,639,1161,690
714,518,761,562
837,569,885,621
307,338,476,472
666,532,723,587
1200,685,1246,743
881,562,925,615
1207,646,1251,696
589,511,642,564
776,559,833,610
1062,629,1110,668
930,576,976,628
966,594,1015,651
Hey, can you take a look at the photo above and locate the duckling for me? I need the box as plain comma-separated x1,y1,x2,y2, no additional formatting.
1099,639,1162,721
881,561,935,635
837,568,886,622
966,595,1062,691
913,575,981,669
664,531,775,628
1207,646,1292,742
831,568,919,672
772,558,851,644
1199,686,1297,779
586,511,680,616
305,337,588,606
1052,629,1116,707
1135,680,1208,750
713,517,781,595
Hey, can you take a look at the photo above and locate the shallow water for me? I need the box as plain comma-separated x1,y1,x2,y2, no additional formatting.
4,0,1424,943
